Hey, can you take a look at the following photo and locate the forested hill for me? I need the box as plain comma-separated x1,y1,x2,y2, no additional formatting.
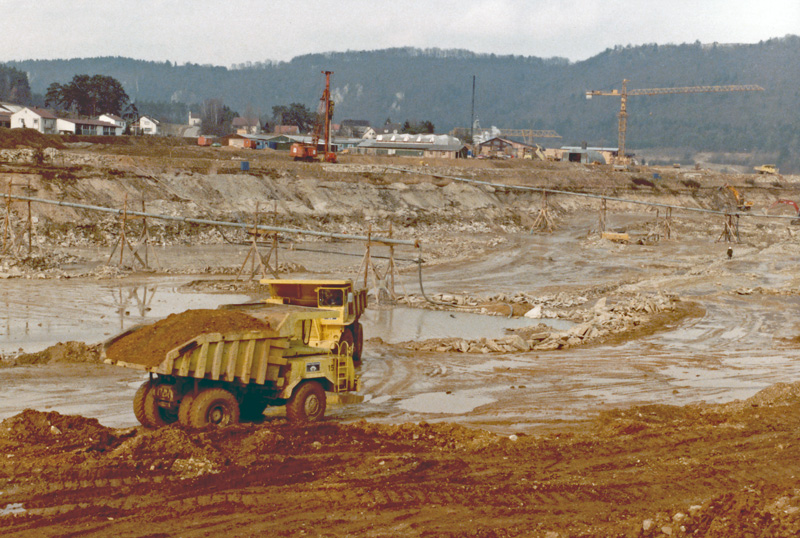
5,36,800,170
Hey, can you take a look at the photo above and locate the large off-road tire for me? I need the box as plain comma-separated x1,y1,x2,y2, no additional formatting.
178,392,196,427
338,327,356,357
143,383,179,428
188,388,240,429
352,322,364,363
286,381,326,423
133,381,154,427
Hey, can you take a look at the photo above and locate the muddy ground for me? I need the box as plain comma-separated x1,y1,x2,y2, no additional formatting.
2,134,800,537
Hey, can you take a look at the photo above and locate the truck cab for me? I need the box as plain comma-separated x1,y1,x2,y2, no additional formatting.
261,279,367,361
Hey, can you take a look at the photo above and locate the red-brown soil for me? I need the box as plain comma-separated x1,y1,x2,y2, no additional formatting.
3,382,800,537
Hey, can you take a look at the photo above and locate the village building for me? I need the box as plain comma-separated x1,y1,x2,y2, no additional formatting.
477,136,545,159
273,125,300,135
232,116,261,135
98,114,126,135
10,107,58,134
56,118,119,136
556,146,617,164
339,119,371,138
188,112,201,127
137,116,160,135
355,133,467,159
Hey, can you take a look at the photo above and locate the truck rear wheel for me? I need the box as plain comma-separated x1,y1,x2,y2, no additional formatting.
286,381,326,423
353,322,364,363
178,393,196,427
188,388,240,428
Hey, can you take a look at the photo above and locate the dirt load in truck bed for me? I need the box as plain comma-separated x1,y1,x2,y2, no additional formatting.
104,309,271,368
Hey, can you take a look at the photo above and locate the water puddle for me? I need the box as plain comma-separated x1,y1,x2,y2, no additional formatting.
397,391,497,414
0,277,248,354
360,306,573,343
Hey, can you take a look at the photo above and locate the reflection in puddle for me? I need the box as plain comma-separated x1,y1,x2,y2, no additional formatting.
0,277,247,354
360,307,573,344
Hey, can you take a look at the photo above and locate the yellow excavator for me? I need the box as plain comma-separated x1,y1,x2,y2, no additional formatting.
721,184,754,211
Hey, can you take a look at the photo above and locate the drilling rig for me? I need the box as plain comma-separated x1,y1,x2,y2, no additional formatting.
290,70,337,163
586,79,764,163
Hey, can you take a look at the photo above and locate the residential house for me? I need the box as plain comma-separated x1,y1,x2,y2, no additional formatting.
137,116,160,135
99,113,126,135
57,118,119,136
10,107,58,134
339,119,371,138
273,125,300,135
188,112,201,127
477,137,543,159
232,116,261,135
374,123,403,135
0,102,22,127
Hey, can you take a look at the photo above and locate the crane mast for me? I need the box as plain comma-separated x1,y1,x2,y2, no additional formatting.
290,70,337,163
586,79,764,162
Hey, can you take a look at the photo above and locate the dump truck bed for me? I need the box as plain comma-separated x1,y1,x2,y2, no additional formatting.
103,305,337,384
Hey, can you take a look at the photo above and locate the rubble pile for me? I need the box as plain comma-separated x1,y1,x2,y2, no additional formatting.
399,292,681,353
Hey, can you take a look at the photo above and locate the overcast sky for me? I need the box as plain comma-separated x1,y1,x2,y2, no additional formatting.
2,0,798,65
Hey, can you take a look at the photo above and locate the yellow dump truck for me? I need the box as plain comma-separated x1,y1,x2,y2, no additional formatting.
262,279,367,362
103,298,361,429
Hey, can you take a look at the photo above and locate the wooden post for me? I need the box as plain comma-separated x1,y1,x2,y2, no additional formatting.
26,177,32,255
599,198,607,233
717,213,739,243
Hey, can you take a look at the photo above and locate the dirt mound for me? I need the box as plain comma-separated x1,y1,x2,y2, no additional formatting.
2,402,800,536
13,341,102,366
0,128,64,150
104,309,272,367
0,409,118,454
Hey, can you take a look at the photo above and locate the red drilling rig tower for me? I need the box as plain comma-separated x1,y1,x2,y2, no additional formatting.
290,70,337,163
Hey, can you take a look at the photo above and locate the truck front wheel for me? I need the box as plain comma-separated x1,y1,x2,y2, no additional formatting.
286,381,326,423
133,381,154,427
188,388,240,428
143,383,179,428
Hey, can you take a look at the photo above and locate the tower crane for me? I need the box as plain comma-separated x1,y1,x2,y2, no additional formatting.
585,79,764,162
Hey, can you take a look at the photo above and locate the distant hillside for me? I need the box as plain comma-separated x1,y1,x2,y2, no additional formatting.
6,37,800,171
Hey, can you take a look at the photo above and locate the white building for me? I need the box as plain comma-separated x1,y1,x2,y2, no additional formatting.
99,114,126,135
57,118,119,136
10,107,58,134
137,116,160,135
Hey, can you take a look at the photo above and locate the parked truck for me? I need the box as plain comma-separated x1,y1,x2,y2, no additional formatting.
103,284,362,429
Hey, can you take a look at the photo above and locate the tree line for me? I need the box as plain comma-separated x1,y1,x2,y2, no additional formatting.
3,38,800,170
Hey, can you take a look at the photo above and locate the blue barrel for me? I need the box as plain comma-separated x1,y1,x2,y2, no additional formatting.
240,161,250,171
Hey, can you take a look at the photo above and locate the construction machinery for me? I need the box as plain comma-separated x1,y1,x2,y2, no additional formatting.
721,184,754,211
754,164,779,175
103,279,363,429
586,79,764,162
290,70,337,163
768,199,800,224
262,279,366,362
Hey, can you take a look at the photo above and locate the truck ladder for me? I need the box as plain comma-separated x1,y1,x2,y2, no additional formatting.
334,345,352,392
